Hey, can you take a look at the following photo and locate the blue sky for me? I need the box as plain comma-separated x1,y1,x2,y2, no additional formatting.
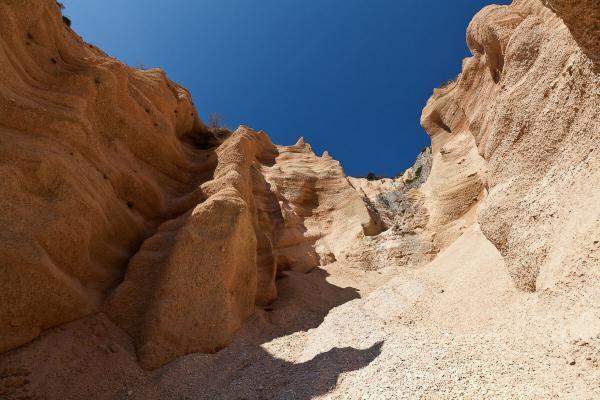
62,0,509,177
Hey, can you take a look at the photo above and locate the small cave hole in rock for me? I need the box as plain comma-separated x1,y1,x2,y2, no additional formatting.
430,110,452,133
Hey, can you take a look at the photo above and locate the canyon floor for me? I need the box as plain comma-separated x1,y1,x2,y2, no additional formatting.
2,225,599,400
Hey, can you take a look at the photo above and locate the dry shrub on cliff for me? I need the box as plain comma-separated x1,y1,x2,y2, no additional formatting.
208,113,223,129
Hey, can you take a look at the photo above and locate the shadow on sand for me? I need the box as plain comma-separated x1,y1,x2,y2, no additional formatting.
150,266,383,399
0,265,383,400
192,341,385,400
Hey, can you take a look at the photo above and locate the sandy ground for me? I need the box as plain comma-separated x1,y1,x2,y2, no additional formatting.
1,225,599,400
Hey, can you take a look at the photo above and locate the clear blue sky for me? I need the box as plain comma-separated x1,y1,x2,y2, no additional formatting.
62,0,509,177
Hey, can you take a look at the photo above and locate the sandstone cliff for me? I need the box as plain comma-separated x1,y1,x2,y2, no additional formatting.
1,0,599,387
0,0,210,355
0,0,383,368
421,0,600,293
105,129,382,368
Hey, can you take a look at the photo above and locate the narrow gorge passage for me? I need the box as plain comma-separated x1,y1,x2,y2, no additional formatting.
1,0,599,399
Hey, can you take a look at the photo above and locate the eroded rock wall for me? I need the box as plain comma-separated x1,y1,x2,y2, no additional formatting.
2,0,598,371
0,0,211,353
421,0,600,291
106,128,276,369
105,129,385,368
344,149,434,270
0,0,382,367
263,138,383,270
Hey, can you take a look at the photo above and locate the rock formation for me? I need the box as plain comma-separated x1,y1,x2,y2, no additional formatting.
0,0,212,355
1,0,599,390
105,129,382,368
344,148,434,270
0,1,382,366
421,0,600,292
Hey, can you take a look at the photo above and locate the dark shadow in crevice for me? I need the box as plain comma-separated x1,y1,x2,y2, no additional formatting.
429,110,452,134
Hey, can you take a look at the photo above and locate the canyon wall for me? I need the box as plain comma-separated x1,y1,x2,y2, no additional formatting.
420,0,599,292
0,0,211,354
1,0,598,370
0,0,382,368
105,130,382,369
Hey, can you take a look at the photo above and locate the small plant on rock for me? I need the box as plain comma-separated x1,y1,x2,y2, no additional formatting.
366,172,383,181
207,113,222,130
